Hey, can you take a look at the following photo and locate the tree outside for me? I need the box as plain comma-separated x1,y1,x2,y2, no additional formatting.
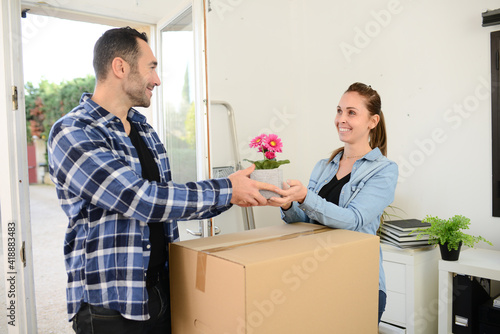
25,75,96,142
24,75,95,183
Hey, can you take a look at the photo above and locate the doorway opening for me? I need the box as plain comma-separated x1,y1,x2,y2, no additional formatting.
21,13,113,333
2,1,205,330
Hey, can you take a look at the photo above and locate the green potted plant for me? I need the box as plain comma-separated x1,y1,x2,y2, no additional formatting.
412,215,492,261
244,133,290,198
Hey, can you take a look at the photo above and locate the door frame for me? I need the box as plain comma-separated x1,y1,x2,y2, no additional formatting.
0,1,211,328
0,1,214,328
155,0,213,238
155,0,210,182
0,0,37,332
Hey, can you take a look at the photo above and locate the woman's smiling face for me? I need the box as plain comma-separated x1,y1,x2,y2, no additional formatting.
335,91,379,145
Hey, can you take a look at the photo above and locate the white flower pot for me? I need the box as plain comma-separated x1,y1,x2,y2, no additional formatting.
250,168,283,199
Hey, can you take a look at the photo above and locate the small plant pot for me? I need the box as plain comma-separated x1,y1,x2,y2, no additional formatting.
439,242,462,261
250,169,283,199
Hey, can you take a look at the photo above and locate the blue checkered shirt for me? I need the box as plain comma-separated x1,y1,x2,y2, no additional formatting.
48,94,233,321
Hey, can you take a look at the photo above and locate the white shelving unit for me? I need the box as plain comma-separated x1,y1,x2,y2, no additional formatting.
438,248,500,334
381,244,440,334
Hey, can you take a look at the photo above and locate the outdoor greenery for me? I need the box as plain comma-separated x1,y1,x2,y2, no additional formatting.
163,67,197,183
25,75,95,142
412,215,493,251
24,67,197,182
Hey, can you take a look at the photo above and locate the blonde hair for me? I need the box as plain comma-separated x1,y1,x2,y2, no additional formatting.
329,82,387,162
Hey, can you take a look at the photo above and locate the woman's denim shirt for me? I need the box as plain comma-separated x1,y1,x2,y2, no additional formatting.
281,148,398,293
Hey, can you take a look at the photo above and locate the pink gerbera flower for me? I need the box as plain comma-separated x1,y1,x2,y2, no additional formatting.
264,134,283,153
250,134,266,149
265,151,276,160
244,132,290,169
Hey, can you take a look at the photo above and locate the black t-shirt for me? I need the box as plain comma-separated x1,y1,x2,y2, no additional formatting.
318,173,351,205
128,122,167,272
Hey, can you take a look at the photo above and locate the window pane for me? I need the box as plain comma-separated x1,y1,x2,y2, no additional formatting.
161,10,197,184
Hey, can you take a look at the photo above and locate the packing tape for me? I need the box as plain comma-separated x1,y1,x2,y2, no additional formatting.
201,226,331,254
196,252,207,292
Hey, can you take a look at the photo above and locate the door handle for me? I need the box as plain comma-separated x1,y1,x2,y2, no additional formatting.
454,315,468,327
186,222,221,237
186,228,202,237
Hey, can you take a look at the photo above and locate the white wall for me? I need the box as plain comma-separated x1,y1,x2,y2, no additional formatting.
206,0,500,250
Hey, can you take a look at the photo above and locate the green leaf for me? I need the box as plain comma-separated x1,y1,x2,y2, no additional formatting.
243,158,290,170
410,215,493,249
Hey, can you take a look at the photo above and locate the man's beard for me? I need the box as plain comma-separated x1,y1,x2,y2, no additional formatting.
125,69,151,108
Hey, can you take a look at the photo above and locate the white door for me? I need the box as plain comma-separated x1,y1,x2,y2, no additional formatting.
0,0,37,332
155,0,214,240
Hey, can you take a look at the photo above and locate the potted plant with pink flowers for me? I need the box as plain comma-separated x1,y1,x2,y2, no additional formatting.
244,133,290,198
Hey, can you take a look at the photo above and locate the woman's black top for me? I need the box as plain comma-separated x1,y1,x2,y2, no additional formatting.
317,173,351,205
128,122,167,273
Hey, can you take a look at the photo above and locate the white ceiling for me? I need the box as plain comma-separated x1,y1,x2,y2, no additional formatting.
21,0,184,25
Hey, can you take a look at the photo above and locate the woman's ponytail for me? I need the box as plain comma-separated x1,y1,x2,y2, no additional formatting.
370,110,387,156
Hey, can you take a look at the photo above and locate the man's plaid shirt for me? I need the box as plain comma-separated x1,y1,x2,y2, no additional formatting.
48,94,232,321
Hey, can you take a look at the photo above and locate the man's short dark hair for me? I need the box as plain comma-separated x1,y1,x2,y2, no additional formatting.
93,27,148,81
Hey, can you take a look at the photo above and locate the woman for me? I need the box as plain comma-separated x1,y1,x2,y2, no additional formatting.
269,82,398,323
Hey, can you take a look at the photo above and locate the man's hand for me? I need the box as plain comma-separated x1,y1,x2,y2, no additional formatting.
229,165,277,207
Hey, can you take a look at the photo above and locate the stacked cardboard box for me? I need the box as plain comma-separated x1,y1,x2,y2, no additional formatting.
169,222,380,334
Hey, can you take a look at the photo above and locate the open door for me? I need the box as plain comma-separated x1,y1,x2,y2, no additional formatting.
0,0,212,331
0,0,37,332
155,0,256,238
155,0,214,240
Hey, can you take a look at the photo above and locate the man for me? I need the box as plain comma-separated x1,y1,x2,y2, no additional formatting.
48,27,274,334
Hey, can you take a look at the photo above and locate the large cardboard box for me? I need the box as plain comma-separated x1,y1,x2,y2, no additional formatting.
169,222,379,334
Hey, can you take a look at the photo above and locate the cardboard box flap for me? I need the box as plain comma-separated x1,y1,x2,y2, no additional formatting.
201,225,332,254
211,228,378,265
173,222,328,252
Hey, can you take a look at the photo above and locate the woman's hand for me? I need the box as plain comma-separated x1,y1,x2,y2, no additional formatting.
268,179,307,208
